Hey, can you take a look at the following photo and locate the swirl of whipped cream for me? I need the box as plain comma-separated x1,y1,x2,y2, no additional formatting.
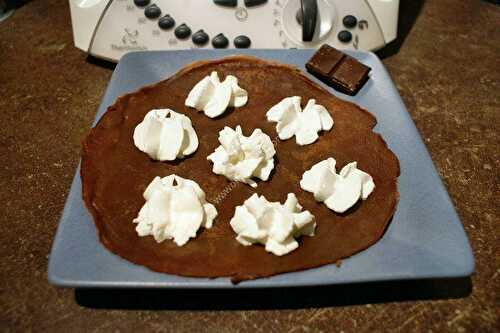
133,109,198,161
300,157,375,213
266,96,333,146
207,125,275,188
185,71,248,118
134,175,218,246
230,193,316,256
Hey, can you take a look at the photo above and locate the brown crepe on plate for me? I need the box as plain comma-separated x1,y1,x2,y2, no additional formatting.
81,55,400,283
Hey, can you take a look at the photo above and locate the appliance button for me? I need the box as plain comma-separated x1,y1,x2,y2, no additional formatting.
158,15,175,30
144,4,161,19
212,33,229,48
175,24,192,39
214,0,237,7
134,0,150,7
244,0,267,7
343,15,357,29
337,30,352,43
234,35,251,48
192,30,210,46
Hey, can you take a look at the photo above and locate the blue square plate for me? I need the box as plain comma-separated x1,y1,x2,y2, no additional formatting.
48,50,474,288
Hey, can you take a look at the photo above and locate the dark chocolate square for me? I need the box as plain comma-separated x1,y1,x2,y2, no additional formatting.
305,44,345,79
331,56,371,93
306,44,371,95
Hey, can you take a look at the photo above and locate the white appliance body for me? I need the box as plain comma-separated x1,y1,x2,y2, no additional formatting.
69,0,399,62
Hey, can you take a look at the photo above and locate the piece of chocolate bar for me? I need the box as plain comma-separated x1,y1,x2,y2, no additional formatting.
306,44,371,95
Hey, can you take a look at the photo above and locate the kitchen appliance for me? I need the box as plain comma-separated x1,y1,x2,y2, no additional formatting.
70,0,399,62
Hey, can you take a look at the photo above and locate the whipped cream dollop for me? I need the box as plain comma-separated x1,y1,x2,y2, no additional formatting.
133,175,217,246
230,193,316,256
185,71,248,118
300,157,375,213
133,109,199,161
207,125,275,187
266,96,333,146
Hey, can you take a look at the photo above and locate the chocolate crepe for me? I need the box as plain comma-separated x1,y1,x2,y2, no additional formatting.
81,56,400,283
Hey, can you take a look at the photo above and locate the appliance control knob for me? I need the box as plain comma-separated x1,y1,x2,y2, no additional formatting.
175,24,192,39
343,15,357,29
158,15,175,30
214,0,237,7
212,33,229,48
134,0,150,7
234,35,251,48
144,4,161,19
192,30,210,46
337,30,352,43
300,0,317,42
244,0,267,7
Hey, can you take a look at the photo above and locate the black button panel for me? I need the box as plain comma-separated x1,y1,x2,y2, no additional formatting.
158,15,175,30
214,0,237,7
244,0,267,7
343,15,357,28
337,30,352,43
192,30,209,46
175,24,192,39
144,4,161,19
139,1,259,49
234,35,251,48
212,33,229,48
134,0,150,7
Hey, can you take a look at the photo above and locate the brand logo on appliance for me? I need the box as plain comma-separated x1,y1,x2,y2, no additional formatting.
111,29,147,51
235,7,248,21
122,28,138,45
